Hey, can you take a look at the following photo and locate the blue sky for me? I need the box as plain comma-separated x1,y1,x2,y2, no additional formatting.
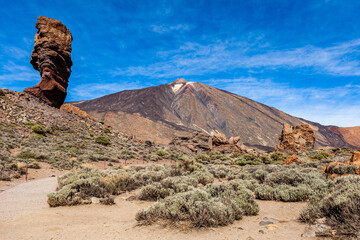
0,0,360,127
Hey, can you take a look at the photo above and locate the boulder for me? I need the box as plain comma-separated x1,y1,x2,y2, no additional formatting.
281,154,301,165
212,133,228,146
60,103,89,118
24,16,73,108
324,151,360,177
170,132,246,154
169,132,212,153
276,123,315,153
229,136,241,145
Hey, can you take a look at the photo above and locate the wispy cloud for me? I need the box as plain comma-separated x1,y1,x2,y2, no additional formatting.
114,39,360,78
0,61,38,83
68,82,143,100
207,77,360,127
150,24,190,34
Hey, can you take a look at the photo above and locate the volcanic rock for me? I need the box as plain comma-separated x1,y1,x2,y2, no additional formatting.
212,133,228,146
281,154,301,165
60,103,89,118
170,132,212,153
24,16,73,108
170,132,247,154
324,151,360,177
276,123,315,153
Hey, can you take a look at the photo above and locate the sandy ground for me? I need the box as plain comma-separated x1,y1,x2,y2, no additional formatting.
0,162,66,192
0,175,320,240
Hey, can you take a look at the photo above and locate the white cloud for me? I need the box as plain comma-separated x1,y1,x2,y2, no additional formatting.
114,39,360,78
68,82,143,100
150,24,190,34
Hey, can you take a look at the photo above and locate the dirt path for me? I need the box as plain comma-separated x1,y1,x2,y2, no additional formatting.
0,177,58,222
0,183,318,240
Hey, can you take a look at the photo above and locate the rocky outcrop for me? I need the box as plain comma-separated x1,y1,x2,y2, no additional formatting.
324,151,360,177
24,16,73,108
282,154,301,165
170,132,249,154
60,103,89,118
212,133,228,146
276,123,315,153
170,132,212,153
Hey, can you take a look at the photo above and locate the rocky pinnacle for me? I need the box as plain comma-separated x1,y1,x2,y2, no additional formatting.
24,16,73,108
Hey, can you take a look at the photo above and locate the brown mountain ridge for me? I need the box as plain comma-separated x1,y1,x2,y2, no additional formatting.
72,79,358,149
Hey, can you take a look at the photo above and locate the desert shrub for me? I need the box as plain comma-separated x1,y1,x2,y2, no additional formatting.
270,152,288,162
49,167,131,207
137,183,174,201
155,149,169,157
28,161,41,169
17,151,37,159
251,169,268,183
254,167,330,202
326,163,358,175
95,136,111,146
300,175,360,236
190,170,214,185
310,152,330,160
233,153,262,166
195,154,211,164
136,189,244,227
31,124,46,135
206,180,259,215
103,127,111,134
260,155,271,164
99,195,115,205
137,175,198,201
206,165,227,178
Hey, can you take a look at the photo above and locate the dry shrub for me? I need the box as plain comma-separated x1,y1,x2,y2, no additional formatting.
254,167,329,202
300,175,360,236
136,180,258,228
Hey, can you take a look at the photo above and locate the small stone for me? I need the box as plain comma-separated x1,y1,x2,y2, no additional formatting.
266,224,281,230
91,197,100,204
259,220,274,226
258,230,265,234
246,237,255,240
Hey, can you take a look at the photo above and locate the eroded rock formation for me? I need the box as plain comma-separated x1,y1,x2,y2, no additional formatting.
60,103,89,119
282,154,301,165
276,123,315,153
24,16,73,108
170,132,249,154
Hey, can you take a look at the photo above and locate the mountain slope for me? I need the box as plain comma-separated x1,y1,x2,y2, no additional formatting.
73,79,356,149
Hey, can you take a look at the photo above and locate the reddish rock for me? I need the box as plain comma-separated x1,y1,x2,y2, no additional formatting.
282,154,301,165
212,133,228,146
324,151,360,176
170,132,247,154
24,16,73,108
60,103,89,118
229,136,241,145
276,123,315,153
212,144,241,154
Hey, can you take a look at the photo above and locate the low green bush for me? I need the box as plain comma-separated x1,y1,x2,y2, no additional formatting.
31,124,46,135
155,149,169,157
95,136,111,146
310,152,330,160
